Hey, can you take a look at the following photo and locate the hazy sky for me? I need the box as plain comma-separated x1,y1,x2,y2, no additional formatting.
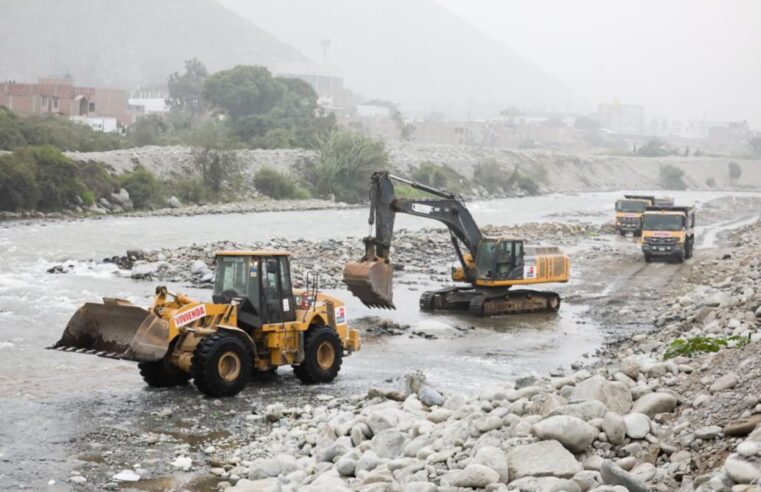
437,0,761,127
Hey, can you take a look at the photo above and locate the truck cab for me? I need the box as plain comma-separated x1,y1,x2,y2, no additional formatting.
641,206,695,262
615,195,674,236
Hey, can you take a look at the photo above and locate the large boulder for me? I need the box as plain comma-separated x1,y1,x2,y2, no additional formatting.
550,400,608,421
532,415,598,453
507,440,582,480
631,392,677,418
110,188,134,211
623,413,651,439
448,464,500,488
474,446,509,484
600,460,646,492
371,429,406,459
724,455,761,484
602,412,626,445
570,375,632,414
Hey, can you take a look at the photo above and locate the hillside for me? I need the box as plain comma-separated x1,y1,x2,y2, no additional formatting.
219,0,578,116
0,0,306,89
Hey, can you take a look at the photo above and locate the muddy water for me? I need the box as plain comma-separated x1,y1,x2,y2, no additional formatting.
0,190,758,489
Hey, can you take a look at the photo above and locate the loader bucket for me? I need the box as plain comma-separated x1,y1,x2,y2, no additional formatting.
51,298,169,362
343,260,395,309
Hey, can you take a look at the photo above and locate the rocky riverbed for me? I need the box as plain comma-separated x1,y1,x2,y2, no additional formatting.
47,222,613,293
36,195,761,491
173,222,760,492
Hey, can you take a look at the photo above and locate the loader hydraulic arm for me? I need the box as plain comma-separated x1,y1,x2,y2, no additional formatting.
363,172,482,274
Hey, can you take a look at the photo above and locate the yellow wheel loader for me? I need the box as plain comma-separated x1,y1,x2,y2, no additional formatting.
342,172,570,317
52,251,361,397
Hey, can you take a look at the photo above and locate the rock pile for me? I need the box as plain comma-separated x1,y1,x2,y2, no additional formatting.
89,222,611,290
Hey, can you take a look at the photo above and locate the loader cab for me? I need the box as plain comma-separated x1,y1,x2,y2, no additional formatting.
213,251,297,328
475,238,525,281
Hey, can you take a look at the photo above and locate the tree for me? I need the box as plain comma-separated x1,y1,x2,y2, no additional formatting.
127,114,168,147
315,130,388,203
203,66,283,120
728,161,742,184
659,164,687,190
166,58,209,116
188,123,240,197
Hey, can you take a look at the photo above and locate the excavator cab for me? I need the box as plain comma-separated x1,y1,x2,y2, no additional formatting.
475,238,525,281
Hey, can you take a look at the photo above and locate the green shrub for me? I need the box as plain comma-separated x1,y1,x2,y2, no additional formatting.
0,152,40,210
315,130,389,203
0,106,125,151
412,162,465,191
119,165,162,209
23,146,84,210
659,164,687,190
663,335,749,359
167,175,206,205
637,138,673,157
253,167,309,199
81,189,96,206
473,159,508,194
509,171,540,195
78,160,119,199
706,177,716,187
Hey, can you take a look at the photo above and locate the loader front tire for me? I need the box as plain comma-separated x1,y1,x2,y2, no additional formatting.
138,359,190,388
293,326,342,384
192,333,251,397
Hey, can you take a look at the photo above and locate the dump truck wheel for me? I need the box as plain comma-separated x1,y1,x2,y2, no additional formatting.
192,333,251,397
138,359,190,388
293,326,342,384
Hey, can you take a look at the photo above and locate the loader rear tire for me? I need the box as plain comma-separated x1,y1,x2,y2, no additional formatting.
192,333,251,397
138,359,190,388
293,326,342,384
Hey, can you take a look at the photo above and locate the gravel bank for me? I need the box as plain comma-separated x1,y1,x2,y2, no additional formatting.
183,221,761,492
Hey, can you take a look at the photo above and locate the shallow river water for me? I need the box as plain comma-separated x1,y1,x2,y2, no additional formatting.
0,189,758,489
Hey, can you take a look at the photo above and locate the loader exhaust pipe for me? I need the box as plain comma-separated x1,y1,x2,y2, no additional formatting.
51,298,169,361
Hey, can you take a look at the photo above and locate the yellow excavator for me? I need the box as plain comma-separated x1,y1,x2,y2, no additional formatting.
51,251,361,397
343,172,570,317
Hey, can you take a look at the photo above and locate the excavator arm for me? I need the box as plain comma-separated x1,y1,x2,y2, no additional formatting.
343,172,483,308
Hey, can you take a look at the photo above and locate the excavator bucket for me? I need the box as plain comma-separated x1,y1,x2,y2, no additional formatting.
51,298,169,361
342,260,395,309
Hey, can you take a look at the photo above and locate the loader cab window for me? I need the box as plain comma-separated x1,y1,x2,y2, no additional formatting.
213,256,261,316
259,256,297,324
214,256,250,299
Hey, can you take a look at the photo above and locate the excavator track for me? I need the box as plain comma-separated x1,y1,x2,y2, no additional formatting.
419,287,561,317
469,290,561,317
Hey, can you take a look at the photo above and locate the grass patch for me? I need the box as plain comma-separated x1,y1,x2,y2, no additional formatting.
663,335,750,360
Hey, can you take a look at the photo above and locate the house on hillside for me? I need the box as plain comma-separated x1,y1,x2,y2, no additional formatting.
0,77,129,132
